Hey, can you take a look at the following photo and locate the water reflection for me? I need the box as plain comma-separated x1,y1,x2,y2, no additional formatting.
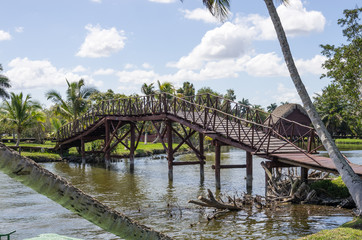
1,147,360,239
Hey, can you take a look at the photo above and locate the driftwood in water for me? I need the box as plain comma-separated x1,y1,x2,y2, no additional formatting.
188,189,242,211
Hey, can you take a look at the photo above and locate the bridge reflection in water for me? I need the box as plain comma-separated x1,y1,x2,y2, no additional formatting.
56,93,362,192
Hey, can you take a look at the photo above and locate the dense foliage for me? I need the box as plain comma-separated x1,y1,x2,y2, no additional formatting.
315,7,362,137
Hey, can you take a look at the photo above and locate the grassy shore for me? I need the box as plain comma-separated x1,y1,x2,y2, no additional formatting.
298,217,362,240
3,141,188,162
335,138,362,144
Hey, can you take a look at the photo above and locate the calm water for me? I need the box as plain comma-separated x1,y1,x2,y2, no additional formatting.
1,147,361,240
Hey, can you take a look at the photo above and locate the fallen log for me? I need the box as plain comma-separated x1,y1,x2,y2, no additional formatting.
0,144,171,240
188,189,242,211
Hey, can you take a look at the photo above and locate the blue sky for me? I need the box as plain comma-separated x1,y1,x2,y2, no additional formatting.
0,0,359,108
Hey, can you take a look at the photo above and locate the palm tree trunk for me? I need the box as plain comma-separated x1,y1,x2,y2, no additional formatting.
264,0,362,215
16,130,20,147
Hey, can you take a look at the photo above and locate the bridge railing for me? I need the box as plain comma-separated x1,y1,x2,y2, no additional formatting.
57,93,321,154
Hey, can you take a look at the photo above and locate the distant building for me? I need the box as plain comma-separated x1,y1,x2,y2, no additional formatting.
269,103,312,137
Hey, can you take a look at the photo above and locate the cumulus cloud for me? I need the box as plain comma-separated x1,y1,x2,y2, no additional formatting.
238,0,326,40
0,30,11,41
90,0,102,3
148,0,176,3
76,24,126,58
168,22,254,70
72,65,87,73
273,83,301,104
94,68,115,75
5,58,101,90
295,55,327,75
181,8,219,24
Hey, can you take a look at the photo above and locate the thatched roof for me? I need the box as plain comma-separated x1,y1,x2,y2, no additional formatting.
270,103,308,123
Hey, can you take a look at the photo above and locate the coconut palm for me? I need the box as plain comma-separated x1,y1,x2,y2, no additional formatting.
0,64,11,99
267,103,278,113
1,92,45,146
141,83,156,96
46,79,98,122
195,0,362,214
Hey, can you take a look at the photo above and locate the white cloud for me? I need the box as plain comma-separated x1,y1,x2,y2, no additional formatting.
169,21,254,70
244,53,288,77
124,64,136,70
273,83,301,104
5,58,101,90
142,63,152,69
90,0,102,3
94,68,115,75
72,65,87,73
148,0,176,3
295,55,327,75
15,27,24,33
238,0,326,40
0,30,11,41
76,24,126,58
181,8,218,24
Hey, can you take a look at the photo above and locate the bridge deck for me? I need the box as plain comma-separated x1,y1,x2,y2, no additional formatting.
271,153,362,177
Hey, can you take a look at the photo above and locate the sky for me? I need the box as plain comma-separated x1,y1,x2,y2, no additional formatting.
0,0,359,108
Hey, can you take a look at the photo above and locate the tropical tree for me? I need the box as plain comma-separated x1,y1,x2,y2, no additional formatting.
0,64,11,99
89,89,126,105
141,83,156,96
194,0,362,214
1,92,45,146
267,103,278,113
177,81,195,98
238,98,251,115
46,79,98,122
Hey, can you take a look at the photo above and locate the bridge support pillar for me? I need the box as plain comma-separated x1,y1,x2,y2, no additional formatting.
301,167,308,183
214,141,221,189
130,123,136,172
199,132,205,183
246,151,253,194
167,120,173,182
104,119,111,167
81,138,86,164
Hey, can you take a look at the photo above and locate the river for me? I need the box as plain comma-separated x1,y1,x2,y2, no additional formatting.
1,146,361,239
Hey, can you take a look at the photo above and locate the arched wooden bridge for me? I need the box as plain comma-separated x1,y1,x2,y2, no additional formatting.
56,93,362,191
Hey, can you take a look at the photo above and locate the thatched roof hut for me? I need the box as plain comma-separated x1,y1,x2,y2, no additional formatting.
270,103,311,136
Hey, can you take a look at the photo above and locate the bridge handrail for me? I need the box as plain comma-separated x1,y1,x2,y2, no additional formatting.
56,93,320,154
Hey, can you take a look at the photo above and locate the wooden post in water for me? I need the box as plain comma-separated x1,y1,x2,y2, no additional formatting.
166,120,173,181
301,167,308,183
104,119,111,167
130,123,135,172
199,132,205,183
264,162,272,196
246,151,253,194
81,137,86,164
214,140,221,189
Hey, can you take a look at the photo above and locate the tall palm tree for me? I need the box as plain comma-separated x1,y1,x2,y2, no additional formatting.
141,83,156,96
267,103,278,113
46,79,98,122
0,64,11,99
196,0,362,214
1,92,45,146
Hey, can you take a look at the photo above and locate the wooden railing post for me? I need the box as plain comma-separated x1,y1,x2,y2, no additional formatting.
307,130,315,153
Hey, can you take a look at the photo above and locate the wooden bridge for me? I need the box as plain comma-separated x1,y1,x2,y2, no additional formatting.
56,93,362,191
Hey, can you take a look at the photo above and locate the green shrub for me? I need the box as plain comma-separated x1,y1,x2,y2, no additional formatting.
309,176,350,198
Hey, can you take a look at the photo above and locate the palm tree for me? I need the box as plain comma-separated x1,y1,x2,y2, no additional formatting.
141,83,156,96
46,79,98,122
177,81,195,98
196,0,362,214
0,64,11,99
267,103,278,112
1,92,45,146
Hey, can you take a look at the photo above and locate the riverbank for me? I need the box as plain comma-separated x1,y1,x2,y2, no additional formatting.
298,217,362,239
4,142,189,162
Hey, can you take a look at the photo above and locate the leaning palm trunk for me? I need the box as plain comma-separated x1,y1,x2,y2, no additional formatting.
264,0,362,215
153,121,165,143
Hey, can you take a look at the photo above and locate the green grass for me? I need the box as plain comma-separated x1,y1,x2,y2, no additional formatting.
309,176,350,198
335,138,362,144
21,152,61,162
3,141,55,148
298,217,362,240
